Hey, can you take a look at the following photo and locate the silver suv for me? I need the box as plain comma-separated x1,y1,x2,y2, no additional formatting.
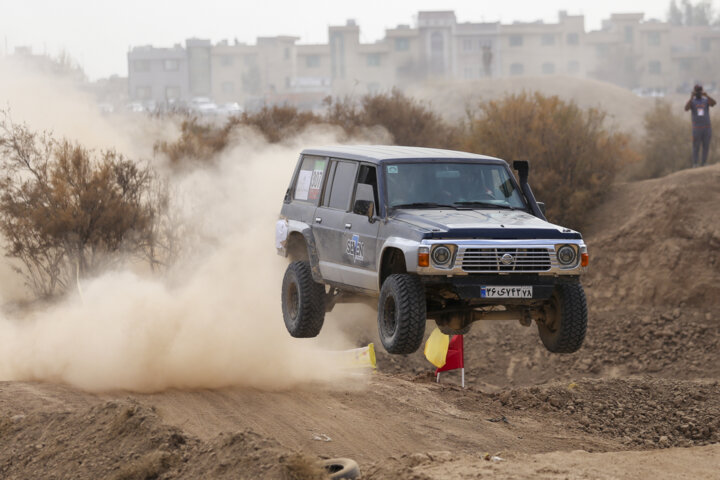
276,146,588,355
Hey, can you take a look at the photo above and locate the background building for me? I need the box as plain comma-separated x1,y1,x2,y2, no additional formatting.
126,10,720,110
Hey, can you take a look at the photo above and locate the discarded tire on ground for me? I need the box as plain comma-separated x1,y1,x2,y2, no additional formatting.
321,458,360,479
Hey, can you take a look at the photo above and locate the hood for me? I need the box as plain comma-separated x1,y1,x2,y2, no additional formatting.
392,209,582,240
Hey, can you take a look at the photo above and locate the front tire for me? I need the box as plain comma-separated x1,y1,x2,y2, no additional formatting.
538,282,587,353
281,261,325,338
377,274,427,354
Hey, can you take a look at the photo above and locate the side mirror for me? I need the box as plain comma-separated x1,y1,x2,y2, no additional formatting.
536,201,546,216
353,183,376,221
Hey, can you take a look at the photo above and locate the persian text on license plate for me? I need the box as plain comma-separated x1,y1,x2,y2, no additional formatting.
481,286,533,298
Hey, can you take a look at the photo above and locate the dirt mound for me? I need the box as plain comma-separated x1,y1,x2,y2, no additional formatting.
583,163,720,308
367,304,719,387
364,444,720,480
0,394,326,480
494,378,720,449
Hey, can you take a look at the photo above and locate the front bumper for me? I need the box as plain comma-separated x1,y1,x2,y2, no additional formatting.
421,274,576,302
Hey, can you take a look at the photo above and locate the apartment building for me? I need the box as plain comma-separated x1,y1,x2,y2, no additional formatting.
126,10,720,108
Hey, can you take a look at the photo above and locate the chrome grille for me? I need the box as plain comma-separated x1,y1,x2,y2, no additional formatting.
460,247,552,272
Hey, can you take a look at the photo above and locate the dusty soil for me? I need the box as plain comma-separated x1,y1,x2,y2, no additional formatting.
1,164,719,478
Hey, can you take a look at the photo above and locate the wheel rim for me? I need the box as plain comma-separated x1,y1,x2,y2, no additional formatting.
286,280,300,321
382,295,398,337
542,293,561,333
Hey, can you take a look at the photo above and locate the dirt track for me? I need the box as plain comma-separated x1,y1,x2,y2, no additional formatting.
1,164,720,478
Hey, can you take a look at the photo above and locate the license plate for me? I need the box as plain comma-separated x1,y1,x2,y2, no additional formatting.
481,286,533,298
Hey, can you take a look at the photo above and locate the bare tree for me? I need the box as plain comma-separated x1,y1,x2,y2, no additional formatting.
0,112,164,297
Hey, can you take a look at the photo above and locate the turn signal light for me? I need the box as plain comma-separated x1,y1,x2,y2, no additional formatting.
581,253,589,267
418,247,430,267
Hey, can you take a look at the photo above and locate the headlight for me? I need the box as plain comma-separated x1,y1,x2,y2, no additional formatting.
557,245,577,266
431,245,452,266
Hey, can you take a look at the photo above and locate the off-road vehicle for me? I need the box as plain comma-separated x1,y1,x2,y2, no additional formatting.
276,146,588,355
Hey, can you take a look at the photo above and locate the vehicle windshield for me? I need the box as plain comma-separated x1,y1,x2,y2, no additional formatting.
384,162,527,210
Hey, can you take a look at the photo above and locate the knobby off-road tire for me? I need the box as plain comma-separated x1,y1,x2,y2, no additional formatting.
281,261,325,338
538,282,588,353
377,274,427,354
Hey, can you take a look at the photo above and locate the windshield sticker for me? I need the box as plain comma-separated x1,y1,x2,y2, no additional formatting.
295,170,312,200
346,234,364,262
387,166,398,174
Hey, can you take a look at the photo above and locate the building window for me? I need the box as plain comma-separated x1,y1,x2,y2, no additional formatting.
394,37,410,51
510,63,524,75
648,61,661,74
221,81,235,93
305,55,320,68
165,86,181,100
463,39,473,51
568,60,580,73
542,62,555,74
624,57,635,73
509,35,523,47
133,60,150,72
647,32,661,46
367,53,381,67
163,59,179,71
136,86,151,99
624,26,634,43
567,33,579,45
220,55,234,67
596,44,609,59
541,34,555,46
701,38,711,52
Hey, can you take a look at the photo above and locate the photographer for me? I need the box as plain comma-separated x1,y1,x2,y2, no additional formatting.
685,84,716,168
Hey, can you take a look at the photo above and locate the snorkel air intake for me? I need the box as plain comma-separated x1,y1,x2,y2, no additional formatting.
513,160,547,221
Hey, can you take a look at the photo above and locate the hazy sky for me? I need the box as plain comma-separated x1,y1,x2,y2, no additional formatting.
2,0,675,80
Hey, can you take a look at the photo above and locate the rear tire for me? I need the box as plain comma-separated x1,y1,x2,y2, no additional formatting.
377,274,426,354
281,261,325,338
538,282,587,353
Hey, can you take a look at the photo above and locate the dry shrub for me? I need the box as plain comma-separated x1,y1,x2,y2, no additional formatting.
356,88,457,148
240,105,322,143
154,89,458,165
154,115,233,165
639,99,717,179
461,92,637,229
0,113,163,297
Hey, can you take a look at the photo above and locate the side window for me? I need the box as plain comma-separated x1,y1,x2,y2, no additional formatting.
327,160,358,210
356,164,379,206
293,155,328,205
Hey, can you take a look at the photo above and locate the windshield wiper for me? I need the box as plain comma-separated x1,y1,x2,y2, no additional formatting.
392,202,460,210
453,201,516,210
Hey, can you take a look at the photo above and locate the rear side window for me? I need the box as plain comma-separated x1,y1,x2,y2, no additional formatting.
327,160,358,210
293,155,328,204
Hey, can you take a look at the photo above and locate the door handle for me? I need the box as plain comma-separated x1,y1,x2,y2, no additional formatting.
344,223,352,229
315,217,322,224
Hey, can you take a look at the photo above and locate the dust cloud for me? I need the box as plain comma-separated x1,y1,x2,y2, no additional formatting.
0,62,378,392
